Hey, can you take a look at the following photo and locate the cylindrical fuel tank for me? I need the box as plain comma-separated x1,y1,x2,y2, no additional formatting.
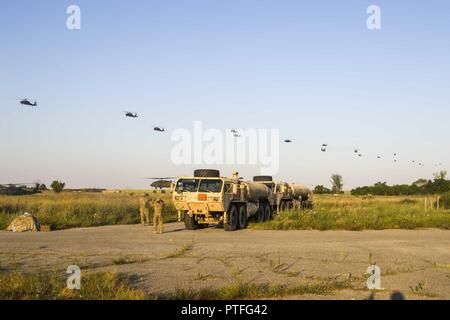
289,184,312,200
243,182,270,202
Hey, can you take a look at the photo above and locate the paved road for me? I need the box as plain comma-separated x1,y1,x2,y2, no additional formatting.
0,223,449,299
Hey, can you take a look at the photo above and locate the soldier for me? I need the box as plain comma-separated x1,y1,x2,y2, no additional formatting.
152,198,165,234
139,194,151,225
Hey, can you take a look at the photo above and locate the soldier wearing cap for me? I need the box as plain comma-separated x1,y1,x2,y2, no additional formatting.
153,198,165,234
139,194,151,225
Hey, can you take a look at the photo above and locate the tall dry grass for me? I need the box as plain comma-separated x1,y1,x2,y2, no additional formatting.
0,191,177,230
251,195,450,230
0,271,145,300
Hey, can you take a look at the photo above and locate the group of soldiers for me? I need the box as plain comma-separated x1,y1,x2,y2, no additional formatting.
139,194,165,234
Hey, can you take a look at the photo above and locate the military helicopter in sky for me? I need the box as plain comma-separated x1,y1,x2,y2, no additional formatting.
153,126,165,132
142,177,177,189
284,139,293,143
124,111,138,118
18,99,37,107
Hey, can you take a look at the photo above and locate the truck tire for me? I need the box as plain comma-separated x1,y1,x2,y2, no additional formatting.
184,213,200,230
287,201,294,210
302,201,314,209
224,205,239,231
194,169,220,178
264,204,272,221
256,204,265,223
238,205,248,229
253,176,273,182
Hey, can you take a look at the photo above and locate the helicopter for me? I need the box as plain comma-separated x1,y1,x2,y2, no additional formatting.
0,182,43,196
153,126,165,132
18,99,37,107
142,177,176,189
124,111,138,118
284,139,293,143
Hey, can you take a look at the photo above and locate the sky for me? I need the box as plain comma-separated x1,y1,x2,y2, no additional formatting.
0,0,449,189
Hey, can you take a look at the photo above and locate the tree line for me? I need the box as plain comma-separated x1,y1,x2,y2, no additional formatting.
314,171,450,196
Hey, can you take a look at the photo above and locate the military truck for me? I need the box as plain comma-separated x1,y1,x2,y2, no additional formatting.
252,176,314,212
172,169,274,231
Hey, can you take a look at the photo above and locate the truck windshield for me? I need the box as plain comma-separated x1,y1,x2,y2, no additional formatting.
263,182,275,190
175,179,200,192
198,179,223,193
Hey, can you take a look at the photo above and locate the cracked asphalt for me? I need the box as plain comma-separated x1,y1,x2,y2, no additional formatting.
0,223,449,299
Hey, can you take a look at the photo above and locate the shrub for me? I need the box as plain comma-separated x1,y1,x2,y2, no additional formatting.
440,193,450,209
50,181,65,193
399,198,417,205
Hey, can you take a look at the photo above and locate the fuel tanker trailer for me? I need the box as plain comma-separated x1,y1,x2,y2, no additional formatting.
252,176,314,212
288,184,314,209
172,169,274,231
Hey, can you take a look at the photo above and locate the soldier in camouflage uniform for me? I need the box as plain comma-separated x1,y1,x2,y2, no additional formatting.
139,194,151,225
152,198,164,234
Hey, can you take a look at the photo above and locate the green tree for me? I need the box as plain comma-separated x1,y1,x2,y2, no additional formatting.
314,185,332,194
412,178,428,188
330,174,344,194
50,180,65,193
433,170,448,181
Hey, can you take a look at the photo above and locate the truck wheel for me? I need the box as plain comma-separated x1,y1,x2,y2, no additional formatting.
287,201,294,210
238,205,248,229
184,213,200,230
194,169,220,178
264,204,272,221
256,205,264,223
303,201,314,209
224,205,239,231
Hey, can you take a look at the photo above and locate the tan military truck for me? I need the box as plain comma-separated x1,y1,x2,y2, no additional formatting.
252,176,314,212
172,169,274,231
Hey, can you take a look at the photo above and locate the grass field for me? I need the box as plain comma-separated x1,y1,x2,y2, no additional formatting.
0,191,177,230
0,270,354,300
1,192,449,231
0,271,146,300
251,195,450,231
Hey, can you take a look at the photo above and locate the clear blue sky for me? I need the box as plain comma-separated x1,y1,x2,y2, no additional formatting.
1,0,449,189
